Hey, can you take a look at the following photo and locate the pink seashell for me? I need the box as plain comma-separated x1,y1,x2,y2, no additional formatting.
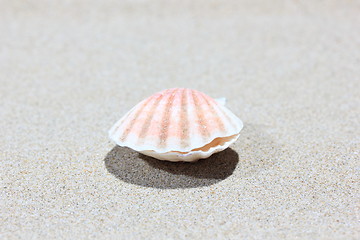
109,88,243,162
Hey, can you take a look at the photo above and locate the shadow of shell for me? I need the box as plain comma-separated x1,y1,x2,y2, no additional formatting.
104,146,239,189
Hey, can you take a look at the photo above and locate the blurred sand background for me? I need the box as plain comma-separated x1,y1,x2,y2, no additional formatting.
1,0,359,239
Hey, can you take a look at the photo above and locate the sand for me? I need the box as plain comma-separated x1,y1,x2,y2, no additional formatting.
1,1,359,239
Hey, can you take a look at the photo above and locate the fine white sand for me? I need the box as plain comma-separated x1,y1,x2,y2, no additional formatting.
1,1,359,239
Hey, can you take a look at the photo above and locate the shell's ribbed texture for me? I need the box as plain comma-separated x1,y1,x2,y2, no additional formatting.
109,88,243,158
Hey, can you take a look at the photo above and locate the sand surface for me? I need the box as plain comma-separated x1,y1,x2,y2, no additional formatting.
1,1,359,239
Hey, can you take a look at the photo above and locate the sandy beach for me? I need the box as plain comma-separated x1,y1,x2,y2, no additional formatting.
1,1,359,239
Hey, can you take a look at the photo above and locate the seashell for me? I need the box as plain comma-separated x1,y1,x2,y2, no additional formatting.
109,88,243,162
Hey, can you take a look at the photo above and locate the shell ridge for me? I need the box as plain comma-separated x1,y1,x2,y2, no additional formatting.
137,94,164,144
109,110,131,140
213,99,238,130
180,89,190,148
191,90,210,140
200,92,226,132
109,100,146,142
158,89,178,149
219,105,243,131
119,98,156,142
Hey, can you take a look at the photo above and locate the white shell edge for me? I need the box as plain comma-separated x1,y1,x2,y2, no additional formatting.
139,133,241,162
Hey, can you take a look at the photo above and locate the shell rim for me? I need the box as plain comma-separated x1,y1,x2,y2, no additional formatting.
109,126,243,154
